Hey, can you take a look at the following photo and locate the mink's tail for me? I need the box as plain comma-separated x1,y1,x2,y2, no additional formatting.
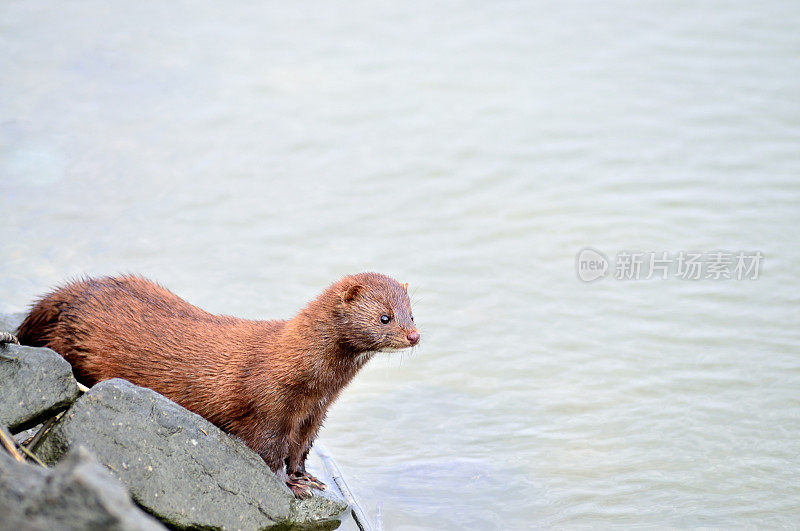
15,294,63,348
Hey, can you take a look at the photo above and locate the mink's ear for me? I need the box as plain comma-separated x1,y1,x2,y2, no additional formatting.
342,284,362,303
402,282,409,291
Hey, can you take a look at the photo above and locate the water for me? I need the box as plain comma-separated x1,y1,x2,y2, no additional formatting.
2,1,800,528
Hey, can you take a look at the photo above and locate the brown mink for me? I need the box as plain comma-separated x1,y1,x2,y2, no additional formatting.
15,272,420,497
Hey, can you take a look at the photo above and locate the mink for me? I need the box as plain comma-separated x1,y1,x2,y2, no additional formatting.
15,272,420,497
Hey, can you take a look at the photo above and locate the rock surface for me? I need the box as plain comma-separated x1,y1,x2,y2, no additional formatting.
0,343,81,433
36,378,348,529
0,446,165,530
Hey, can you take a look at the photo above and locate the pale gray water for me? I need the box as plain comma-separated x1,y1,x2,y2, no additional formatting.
2,1,800,528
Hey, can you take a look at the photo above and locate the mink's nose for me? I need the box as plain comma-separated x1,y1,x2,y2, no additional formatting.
407,330,420,346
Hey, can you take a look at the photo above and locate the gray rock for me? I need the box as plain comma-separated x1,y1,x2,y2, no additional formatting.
36,378,348,529
290,489,353,528
0,343,81,433
0,446,165,530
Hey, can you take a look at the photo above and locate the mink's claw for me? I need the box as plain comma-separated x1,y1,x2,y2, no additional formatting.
290,471,327,490
304,475,327,490
287,478,313,498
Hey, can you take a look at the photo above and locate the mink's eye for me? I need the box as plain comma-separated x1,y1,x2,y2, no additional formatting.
411,315,414,321
380,315,390,324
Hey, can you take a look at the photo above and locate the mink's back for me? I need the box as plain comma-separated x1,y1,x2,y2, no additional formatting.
16,275,282,427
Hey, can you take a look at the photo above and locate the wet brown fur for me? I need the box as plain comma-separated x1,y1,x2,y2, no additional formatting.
16,273,418,493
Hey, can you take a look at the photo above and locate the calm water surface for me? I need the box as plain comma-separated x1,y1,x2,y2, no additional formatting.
2,1,799,528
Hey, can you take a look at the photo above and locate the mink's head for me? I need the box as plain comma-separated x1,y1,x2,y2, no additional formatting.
333,272,420,354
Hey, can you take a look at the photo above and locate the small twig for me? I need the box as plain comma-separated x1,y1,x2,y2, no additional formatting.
17,443,47,467
25,413,61,451
76,382,90,393
315,442,374,531
0,425,24,462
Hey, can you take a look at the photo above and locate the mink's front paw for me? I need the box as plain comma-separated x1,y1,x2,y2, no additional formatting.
292,471,326,490
286,477,314,498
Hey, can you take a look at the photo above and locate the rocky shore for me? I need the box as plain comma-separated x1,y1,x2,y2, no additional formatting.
0,312,347,530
